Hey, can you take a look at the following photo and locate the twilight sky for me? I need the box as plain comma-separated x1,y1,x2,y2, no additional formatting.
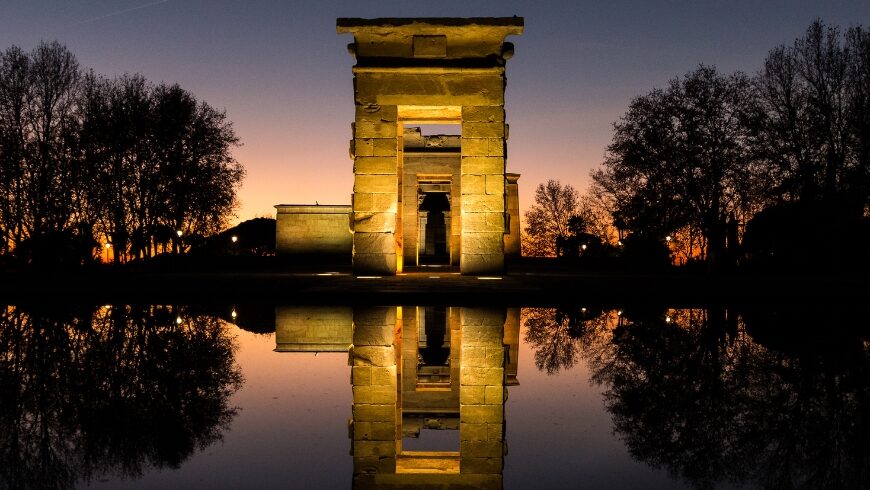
2,1,869,225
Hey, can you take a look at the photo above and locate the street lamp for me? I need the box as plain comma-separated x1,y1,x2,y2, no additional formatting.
104,243,111,263
231,235,238,243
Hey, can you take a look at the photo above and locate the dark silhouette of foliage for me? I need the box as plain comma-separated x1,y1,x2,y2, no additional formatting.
743,199,870,273
527,305,870,489
523,307,611,374
0,41,244,266
619,234,672,271
523,180,581,256
752,20,870,210
594,66,758,270
593,20,870,270
0,304,243,489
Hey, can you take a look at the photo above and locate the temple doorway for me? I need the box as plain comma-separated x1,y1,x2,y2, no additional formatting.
417,190,451,265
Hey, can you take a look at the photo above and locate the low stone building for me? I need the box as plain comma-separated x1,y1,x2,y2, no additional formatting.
274,204,352,256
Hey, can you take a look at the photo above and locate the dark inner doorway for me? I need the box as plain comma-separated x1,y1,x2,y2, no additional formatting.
419,192,450,264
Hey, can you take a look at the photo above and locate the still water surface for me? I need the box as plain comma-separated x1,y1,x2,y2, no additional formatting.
1,304,866,489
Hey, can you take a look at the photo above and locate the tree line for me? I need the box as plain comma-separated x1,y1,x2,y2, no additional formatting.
0,305,242,488
523,305,869,488
525,20,870,271
0,41,244,267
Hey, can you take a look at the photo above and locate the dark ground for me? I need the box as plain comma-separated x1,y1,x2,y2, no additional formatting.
2,257,867,307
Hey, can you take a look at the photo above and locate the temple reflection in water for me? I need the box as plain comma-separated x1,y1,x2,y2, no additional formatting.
276,306,519,489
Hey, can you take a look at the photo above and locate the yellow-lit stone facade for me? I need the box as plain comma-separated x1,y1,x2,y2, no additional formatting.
274,205,352,255
273,305,521,488
338,18,524,275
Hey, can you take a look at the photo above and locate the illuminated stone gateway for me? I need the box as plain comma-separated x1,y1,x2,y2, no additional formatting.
276,18,524,275
275,306,520,489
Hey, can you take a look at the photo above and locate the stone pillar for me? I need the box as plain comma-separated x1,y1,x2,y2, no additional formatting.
459,307,506,477
352,105,399,275
461,106,507,275
443,210,453,265
417,211,427,260
351,307,399,482
504,173,521,256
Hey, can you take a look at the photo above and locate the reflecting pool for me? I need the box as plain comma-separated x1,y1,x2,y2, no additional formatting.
1,304,867,489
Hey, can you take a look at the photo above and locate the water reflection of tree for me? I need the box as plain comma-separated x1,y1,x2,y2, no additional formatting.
524,306,870,489
0,305,243,489
523,307,615,374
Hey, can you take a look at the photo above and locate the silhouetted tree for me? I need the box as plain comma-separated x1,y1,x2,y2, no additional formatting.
523,307,613,374
559,306,870,489
77,72,153,263
523,180,581,256
0,41,245,265
0,42,83,264
594,66,762,269
150,83,243,253
752,20,870,210
0,45,29,255
0,304,243,489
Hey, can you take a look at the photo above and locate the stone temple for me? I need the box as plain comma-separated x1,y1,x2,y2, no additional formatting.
276,18,524,275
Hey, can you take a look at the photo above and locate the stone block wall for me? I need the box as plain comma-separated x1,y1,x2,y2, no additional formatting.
350,307,399,479
351,104,400,275
348,305,508,488
275,205,352,255
459,307,506,476
460,106,507,274
274,306,352,352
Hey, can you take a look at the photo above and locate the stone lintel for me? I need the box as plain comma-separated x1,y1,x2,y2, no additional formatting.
352,66,504,75
337,17,524,30
338,18,523,62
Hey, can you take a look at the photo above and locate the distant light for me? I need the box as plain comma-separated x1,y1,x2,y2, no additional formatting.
104,304,112,309
665,315,672,323
176,316,183,324
665,235,672,242
581,307,587,313
231,235,238,243
104,243,111,249
617,310,623,316
176,230,183,237
617,240,623,246
581,244,587,250
429,276,441,279
316,273,335,276
477,276,502,280
356,276,382,279
231,309,237,319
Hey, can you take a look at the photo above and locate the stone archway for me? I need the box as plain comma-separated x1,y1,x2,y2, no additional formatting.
339,18,524,275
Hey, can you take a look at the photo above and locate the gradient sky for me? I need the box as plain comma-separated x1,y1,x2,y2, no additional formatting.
2,1,869,226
